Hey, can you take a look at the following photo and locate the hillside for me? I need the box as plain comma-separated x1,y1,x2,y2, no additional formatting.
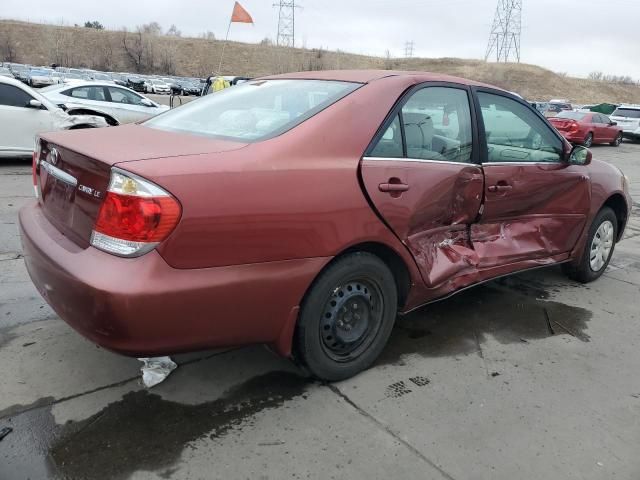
2,19,639,104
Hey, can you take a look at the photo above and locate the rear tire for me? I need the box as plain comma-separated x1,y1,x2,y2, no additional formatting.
294,252,397,381
583,132,594,148
610,132,623,147
563,207,617,283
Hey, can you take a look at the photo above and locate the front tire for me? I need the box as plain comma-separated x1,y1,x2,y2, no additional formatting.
563,207,617,283
294,252,397,381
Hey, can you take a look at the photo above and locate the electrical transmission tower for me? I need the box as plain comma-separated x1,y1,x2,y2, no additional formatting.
485,0,522,63
404,41,415,59
274,0,300,47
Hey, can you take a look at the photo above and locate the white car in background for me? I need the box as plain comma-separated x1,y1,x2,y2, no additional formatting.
610,105,640,142
39,81,169,125
0,76,107,158
147,79,171,95
28,68,57,88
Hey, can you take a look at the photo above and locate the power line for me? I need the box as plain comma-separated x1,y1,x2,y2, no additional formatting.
485,0,522,63
273,0,301,48
404,40,414,59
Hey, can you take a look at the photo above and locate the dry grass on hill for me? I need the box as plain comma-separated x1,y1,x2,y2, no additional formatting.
1,19,639,104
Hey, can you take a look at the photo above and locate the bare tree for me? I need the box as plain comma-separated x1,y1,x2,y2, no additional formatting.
122,27,155,72
1,30,18,62
49,27,75,66
383,49,394,70
588,71,604,81
159,40,178,75
140,22,162,36
200,31,216,41
96,36,115,71
166,24,181,37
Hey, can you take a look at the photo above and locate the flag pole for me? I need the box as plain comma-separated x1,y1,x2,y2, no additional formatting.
217,19,232,74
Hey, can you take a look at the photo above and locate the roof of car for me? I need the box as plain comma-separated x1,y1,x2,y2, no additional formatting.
0,75,28,88
259,69,499,89
46,81,121,90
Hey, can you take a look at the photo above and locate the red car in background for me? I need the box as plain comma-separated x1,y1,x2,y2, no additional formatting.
19,71,632,381
549,111,624,147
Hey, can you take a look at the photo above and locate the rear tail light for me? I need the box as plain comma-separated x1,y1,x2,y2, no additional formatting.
91,168,181,257
568,121,580,133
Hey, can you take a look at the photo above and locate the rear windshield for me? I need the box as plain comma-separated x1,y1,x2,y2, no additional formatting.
556,111,587,120
145,79,360,142
612,108,640,119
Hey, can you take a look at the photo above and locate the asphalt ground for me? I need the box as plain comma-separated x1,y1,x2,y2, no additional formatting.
0,141,639,480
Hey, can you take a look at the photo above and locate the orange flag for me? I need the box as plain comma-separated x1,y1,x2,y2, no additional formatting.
231,2,254,24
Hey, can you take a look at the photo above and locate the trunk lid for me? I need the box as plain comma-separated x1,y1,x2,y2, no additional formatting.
36,125,247,247
548,118,575,131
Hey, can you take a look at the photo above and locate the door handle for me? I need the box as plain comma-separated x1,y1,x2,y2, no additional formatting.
379,182,410,193
488,184,512,193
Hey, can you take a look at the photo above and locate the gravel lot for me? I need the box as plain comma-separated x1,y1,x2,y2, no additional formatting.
0,142,639,480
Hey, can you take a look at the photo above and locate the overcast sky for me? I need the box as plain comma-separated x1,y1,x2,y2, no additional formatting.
4,0,640,79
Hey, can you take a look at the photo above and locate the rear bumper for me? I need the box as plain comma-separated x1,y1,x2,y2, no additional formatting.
19,201,327,357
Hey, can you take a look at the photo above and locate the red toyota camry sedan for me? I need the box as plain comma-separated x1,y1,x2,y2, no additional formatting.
549,111,624,147
20,71,632,381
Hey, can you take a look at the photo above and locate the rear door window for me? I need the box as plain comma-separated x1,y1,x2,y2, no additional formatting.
65,86,106,101
369,114,403,158
401,87,473,162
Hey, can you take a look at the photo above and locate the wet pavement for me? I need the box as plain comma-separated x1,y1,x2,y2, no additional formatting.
1,143,639,479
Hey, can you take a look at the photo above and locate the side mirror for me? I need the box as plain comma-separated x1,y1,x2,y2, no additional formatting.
28,99,43,109
568,145,592,166
140,98,154,107
610,121,617,126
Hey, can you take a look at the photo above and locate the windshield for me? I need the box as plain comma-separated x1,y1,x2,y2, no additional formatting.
152,80,165,85
94,73,110,80
31,70,51,76
556,111,587,120
145,79,360,142
612,108,640,119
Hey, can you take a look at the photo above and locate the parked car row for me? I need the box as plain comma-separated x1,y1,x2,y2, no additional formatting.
1,62,207,97
0,76,107,158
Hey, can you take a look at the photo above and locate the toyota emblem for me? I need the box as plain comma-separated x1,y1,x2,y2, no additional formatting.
49,148,59,166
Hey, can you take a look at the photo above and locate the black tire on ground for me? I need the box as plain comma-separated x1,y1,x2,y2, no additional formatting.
563,207,618,283
583,132,594,148
294,252,398,381
610,132,623,147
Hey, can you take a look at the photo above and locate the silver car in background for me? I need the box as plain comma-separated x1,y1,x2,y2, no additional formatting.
39,81,169,125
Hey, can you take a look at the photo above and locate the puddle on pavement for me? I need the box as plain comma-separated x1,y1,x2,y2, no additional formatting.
0,371,309,480
377,275,592,366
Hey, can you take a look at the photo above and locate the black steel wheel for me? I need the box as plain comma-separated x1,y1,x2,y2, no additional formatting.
294,252,397,381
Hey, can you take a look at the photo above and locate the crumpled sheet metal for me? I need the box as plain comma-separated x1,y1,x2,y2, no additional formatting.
51,108,109,129
138,356,177,388
408,227,479,287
